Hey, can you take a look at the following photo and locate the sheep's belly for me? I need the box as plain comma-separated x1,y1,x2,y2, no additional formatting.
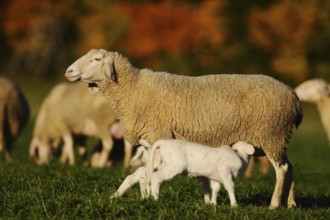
81,118,99,136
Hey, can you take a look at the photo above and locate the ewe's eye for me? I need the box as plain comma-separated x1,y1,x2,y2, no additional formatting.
94,58,101,61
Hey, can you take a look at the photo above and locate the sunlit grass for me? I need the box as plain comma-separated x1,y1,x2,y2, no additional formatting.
1,82,329,218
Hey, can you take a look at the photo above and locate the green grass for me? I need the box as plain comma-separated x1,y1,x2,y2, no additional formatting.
1,94,330,218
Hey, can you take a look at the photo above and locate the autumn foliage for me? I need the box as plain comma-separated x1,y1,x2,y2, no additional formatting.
1,0,329,83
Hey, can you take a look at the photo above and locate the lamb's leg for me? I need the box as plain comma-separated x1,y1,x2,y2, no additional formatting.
111,166,145,198
197,177,211,204
222,175,237,207
61,134,75,165
268,153,295,209
209,180,221,205
151,164,185,200
123,140,133,170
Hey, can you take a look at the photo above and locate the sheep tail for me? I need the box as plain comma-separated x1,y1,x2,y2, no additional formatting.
146,140,161,187
293,92,303,129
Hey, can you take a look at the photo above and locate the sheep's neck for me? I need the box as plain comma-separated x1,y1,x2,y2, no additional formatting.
316,98,330,141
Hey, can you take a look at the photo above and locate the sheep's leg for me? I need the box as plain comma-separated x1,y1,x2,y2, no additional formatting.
260,156,271,176
97,138,113,168
151,164,185,200
123,140,133,170
222,175,237,207
244,157,255,179
209,180,221,205
61,134,75,165
284,158,296,208
111,167,145,198
268,155,294,209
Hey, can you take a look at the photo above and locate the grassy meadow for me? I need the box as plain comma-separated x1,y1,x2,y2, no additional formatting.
1,79,330,219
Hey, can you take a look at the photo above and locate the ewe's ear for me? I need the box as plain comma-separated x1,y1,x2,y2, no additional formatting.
103,54,117,83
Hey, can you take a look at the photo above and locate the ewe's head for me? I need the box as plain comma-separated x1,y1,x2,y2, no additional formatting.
295,79,330,103
65,49,117,95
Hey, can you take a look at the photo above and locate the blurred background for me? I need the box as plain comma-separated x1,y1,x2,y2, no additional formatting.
0,0,330,113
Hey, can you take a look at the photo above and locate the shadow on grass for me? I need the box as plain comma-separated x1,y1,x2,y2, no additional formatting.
297,195,330,208
239,193,330,208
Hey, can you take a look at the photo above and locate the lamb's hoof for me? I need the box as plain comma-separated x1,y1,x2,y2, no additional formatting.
110,193,120,199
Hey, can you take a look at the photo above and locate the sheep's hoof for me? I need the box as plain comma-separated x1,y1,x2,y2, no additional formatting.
287,202,297,209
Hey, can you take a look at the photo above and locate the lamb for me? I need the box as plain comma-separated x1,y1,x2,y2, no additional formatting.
111,145,162,199
65,49,303,208
294,78,330,141
0,77,30,161
29,82,132,168
141,139,254,206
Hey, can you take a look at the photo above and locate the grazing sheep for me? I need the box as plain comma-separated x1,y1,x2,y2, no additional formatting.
142,139,254,206
295,78,330,141
0,77,30,161
65,49,303,208
29,82,132,168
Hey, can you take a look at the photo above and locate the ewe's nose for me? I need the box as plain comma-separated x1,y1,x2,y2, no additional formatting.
65,67,76,78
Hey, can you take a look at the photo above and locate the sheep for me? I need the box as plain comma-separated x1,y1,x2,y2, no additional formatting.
0,77,30,161
244,156,271,179
65,49,303,208
141,139,254,206
295,78,330,141
29,82,132,168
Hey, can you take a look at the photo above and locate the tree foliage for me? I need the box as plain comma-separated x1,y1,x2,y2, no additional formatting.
1,0,329,83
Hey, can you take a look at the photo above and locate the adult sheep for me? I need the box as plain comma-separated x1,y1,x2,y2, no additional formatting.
29,82,132,168
0,77,30,161
295,78,330,141
65,49,303,208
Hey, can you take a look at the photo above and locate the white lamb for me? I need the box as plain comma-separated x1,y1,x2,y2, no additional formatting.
111,145,161,199
143,139,255,206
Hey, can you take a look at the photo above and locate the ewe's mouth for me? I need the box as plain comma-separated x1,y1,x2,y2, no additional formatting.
66,75,81,82
88,83,100,95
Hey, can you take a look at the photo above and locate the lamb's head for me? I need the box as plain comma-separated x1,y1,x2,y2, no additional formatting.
295,78,330,103
129,146,149,168
231,141,255,162
65,49,117,95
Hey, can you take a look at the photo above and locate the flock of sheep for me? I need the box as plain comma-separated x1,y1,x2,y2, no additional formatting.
1,48,330,209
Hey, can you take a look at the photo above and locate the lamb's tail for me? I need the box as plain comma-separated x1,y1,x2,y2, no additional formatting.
146,140,161,187
139,139,152,148
293,91,303,129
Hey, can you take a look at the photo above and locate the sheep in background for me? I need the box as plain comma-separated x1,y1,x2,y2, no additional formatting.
29,82,132,168
0,77,30,161
244,156,270,179
295,78,330,141
142,139,254,206
65,49,303,208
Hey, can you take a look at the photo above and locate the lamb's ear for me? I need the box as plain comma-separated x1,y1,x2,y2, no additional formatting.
103,54,117,83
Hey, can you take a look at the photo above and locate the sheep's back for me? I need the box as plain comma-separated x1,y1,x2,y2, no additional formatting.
132,73,302,160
